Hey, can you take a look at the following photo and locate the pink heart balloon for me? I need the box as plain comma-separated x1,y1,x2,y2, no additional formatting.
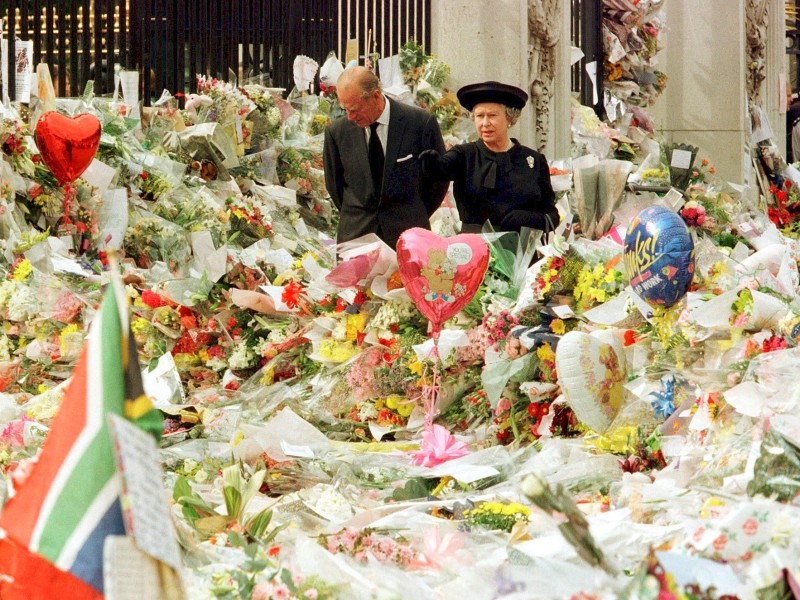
396,228,489,335
34,111,101,185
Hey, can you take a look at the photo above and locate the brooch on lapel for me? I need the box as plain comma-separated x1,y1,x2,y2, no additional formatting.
526,156,535,169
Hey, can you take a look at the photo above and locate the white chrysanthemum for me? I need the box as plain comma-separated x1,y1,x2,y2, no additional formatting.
228,342,257,370
7,283,36,321
0,280,16,312
358,401,379,421
331,318,347,341
371,299,416,331
314,486,354,521
266,327,288,344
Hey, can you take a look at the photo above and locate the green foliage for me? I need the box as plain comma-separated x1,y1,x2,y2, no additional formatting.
173,463,287,544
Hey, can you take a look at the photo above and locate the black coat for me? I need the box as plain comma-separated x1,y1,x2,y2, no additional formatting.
323,98,449,249
423,139,558,233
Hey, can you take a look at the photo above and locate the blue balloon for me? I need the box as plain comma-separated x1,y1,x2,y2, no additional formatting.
623,205,695,308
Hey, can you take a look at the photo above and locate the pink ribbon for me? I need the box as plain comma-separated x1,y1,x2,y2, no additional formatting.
410,423,469,467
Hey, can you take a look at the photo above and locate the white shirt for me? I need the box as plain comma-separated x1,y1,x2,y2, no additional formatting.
366,96,391,151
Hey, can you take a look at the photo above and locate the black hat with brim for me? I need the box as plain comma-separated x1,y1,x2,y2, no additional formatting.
456,81,528,111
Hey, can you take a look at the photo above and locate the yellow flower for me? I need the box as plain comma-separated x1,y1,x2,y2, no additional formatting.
319,339,358,362
550,319,565,335
11,259,32,282
585,425,638,454
293,251,318,270
231,430,245,447
408,358,423,375
131,317,151,336
173,353,201,369
699,496,724,519
345,312,369,341
536,342,555,363
261,364,275,386
272,270,297,286
59,323,81,354
709,261,731,281
60,323,80,336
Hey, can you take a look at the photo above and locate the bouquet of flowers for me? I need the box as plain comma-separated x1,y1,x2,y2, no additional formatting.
416,90,462,135
532,249,584,304
276,147,326,200
521,472,615,574
0,115,36,177
196,75,257,125
226,192,274,247
207,556,338,600
680,188,735,241
767,178,800,233
124,208,192,272
318,527,417,567
173,463,284,544
195,75,258,155
399,38,452,105
463,501,531,532
399,39,428,91
603,0,667,109
687,157,718,188
152,186,229,248
573,258,627,312
241,84,284,150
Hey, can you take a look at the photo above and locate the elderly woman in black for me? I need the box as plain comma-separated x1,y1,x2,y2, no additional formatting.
421,81,559,234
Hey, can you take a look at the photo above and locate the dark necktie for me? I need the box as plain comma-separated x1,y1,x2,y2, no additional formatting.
368,122,384,193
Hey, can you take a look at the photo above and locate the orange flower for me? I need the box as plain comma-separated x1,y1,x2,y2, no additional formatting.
281,281,305,309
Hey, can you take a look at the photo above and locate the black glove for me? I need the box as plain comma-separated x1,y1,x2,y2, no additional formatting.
418,149,441,177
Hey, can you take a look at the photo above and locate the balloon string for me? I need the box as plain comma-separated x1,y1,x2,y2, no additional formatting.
62,182,73,228
422,338,441,428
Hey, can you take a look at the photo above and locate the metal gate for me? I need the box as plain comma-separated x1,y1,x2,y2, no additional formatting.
571,0,603,116
0,0,432,104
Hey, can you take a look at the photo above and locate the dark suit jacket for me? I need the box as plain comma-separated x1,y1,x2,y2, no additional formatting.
323,97,448,249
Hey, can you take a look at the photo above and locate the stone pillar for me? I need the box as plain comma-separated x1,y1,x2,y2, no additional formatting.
763,0,787,163
650,0,747,184
550,6,572,160
429,0,534,148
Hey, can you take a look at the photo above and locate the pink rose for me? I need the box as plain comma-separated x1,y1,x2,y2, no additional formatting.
495,397,512,416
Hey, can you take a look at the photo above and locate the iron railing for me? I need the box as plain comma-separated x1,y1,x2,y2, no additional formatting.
572,0,603,116
0,0,432,104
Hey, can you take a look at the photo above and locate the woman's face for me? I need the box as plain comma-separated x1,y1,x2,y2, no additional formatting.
472,102,510,148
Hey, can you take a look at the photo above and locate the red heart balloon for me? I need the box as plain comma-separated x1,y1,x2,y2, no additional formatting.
34,112,101,184
396,228,489,335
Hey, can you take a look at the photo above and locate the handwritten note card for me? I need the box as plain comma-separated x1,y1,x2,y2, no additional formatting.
103,535,165,600
108,414,182,570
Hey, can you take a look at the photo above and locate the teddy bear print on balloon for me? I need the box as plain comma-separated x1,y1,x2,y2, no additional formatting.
420,248,458,303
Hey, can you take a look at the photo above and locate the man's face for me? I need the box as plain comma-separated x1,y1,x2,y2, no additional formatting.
338,86,383,128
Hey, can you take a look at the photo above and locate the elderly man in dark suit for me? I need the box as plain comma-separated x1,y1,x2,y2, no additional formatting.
323,66,449,250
